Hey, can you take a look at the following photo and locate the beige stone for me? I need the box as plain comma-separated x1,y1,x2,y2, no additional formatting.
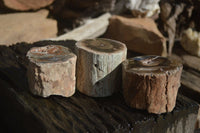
104,16,167,56
27,45,77,97
75,38,127,97
3,0,54,11
0,10,57,45
181,28,200,57
122,56,182,114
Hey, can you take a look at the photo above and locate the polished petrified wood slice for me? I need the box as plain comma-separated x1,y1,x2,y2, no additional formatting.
27,45,77,97
122,55,183,114
75,38,127,97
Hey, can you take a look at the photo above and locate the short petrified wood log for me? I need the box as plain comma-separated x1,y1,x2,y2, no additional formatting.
27,45,77,98
75,38,127,97
122,55,183,114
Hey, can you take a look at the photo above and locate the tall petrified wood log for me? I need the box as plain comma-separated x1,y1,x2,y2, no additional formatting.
122,55,183,114
75,38,127,97
27,45,77,97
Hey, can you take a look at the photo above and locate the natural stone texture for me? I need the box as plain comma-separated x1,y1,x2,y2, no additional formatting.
3,0,54,11
0,10,57,45
27,45,77,97
104,16,167,56
75,38,127,97
122,56,183,114
181,28,200,57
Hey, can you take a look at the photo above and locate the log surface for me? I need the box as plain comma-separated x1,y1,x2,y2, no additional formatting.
0,41,198,133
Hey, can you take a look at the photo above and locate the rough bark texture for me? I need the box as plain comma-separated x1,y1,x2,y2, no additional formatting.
27,45,77,97
123,56,183,114
0,40,198,133
75,38,127,97
3,0,54,11
0,10,57,45
104,15,167,56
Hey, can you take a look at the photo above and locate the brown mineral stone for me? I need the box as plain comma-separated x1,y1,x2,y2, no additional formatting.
104,16,167,56
3,0,54,11
27,45,77,97
75,38,127,97
122,55,182,114
0,10,57,45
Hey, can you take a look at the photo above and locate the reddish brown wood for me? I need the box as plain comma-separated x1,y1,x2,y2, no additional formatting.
122,56,183,114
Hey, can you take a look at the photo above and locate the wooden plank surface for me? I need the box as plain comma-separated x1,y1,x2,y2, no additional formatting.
172,44,200,103
0,41,198,133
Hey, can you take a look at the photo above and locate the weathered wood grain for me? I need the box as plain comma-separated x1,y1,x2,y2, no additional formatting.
123,56,182,114
75,38,127,97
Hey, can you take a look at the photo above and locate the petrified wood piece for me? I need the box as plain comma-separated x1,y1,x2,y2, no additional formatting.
75,38,127,97
27,45,77,97
0,41,198,133
122,55,183,114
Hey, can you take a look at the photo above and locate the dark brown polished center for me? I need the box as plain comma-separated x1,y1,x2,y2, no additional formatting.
126,55,180,73
81,38,125,53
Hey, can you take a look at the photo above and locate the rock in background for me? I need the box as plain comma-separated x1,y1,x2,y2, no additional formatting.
3,0,54,11
181,28,200,57
0,9,57,45
104,15,167,56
